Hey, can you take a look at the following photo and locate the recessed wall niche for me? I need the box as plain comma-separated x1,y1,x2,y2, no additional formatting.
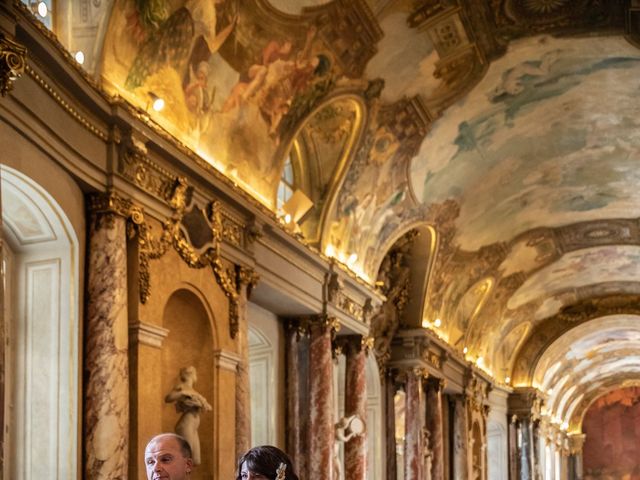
161,288,215,480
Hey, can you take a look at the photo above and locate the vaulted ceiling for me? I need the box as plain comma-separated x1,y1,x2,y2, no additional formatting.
43,0,640,431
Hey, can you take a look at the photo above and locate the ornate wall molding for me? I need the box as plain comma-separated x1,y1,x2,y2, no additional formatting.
324,270,371,324
213,349,242,372
25,64,108,140
508,386,546,421
128,321,170,349
0,33,26,97
89,186,246,339
116,132,246,248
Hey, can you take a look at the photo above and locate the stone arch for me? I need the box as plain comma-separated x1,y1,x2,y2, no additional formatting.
1,164,80,479
510,294,640,385
275,93,366,244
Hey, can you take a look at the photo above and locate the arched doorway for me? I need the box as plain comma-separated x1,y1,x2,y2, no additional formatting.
1,165,80,479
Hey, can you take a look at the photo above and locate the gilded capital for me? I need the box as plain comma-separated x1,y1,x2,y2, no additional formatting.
0,33,27,97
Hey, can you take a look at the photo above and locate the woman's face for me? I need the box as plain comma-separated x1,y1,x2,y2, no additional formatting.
240,461,270,480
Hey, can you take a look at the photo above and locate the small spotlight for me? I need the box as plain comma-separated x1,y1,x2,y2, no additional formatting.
463,347,468,354
37,1,48,17
152,97,165,112
347,253,357,266
434,318,442,328
74,51,85,65
325,244,335,258
505,376,511,384
476,356,484,365
284,213,292,224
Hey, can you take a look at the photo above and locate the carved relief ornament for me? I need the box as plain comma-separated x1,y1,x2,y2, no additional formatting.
89,185,248,338
0,33,27,97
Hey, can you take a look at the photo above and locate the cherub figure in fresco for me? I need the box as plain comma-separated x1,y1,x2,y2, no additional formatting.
184,60,212,115
222,26,325,137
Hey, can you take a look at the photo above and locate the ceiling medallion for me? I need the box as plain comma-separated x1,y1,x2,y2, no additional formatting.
522,0,568,14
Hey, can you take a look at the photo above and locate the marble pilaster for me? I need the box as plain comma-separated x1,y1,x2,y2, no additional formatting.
309,317,336,480
344,335,367,480
285,321,305,477
452,395,469,480
425,377,445,480
404,369,424,480
84,212,129,479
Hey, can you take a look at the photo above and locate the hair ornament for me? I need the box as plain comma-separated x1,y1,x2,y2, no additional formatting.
276,462,287,480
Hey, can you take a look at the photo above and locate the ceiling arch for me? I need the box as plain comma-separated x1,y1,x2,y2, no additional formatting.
524,315,640,431
511,297,640,385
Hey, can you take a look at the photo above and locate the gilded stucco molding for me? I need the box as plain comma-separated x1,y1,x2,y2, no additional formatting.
464,370,491,414
325,270,370,324
90,185,244,338
0,33,27,97
508,386,545,421
116,132,247,249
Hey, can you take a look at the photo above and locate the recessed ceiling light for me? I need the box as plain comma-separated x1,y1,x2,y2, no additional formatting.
152,98,165,112
37,1,48,17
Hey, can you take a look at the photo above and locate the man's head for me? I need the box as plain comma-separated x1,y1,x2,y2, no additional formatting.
144,433,193,480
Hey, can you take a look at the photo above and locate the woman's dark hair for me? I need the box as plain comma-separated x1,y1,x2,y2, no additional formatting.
236,445,299,480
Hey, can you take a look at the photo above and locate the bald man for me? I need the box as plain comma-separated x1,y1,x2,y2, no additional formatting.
144,433,194,480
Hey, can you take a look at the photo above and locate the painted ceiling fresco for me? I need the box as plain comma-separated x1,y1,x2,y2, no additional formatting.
47,0,640,431
531,316,640,430
410,35,640,251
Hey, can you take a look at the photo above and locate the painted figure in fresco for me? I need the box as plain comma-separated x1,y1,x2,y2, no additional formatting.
125,0,235,91
222,26,326,137
144,433,194,480
236,445,299,480
165,366,212,466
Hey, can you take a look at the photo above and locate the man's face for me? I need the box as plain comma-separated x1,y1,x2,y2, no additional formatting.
145,435,193,480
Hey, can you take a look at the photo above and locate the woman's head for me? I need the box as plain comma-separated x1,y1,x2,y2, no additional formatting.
236,445,299,480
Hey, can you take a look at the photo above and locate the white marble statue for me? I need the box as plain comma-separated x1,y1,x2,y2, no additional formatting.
165,366,212,465
333,414,366,480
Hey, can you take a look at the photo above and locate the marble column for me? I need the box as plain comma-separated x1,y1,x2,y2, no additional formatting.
84,210,129,479
532,420,542,480
309,317,336,479
425,377,445,480
285,321,307,477
452,395,469,480
344,335,367,480
518,418,534,480
404,369,424,480
508,416,519,480
235,269,254,457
